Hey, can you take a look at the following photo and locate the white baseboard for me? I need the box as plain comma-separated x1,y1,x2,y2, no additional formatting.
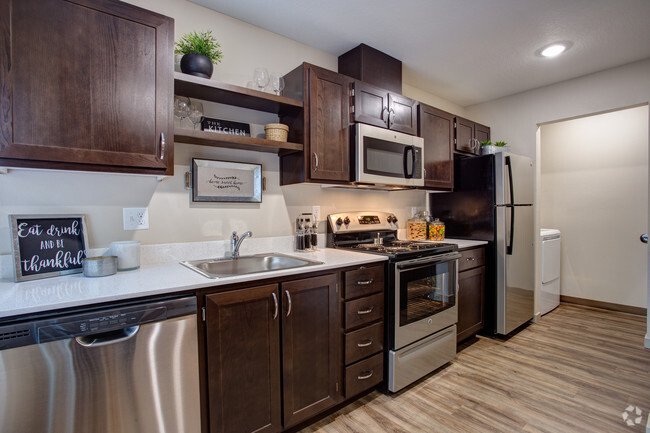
645,333,650,349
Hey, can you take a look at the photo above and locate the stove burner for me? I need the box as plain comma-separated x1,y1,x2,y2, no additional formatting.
351,240,452,254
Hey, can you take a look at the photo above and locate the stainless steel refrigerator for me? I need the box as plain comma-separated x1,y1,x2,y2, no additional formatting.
429,152,535,335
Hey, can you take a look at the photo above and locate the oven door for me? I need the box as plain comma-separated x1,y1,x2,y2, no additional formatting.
392,252,460,350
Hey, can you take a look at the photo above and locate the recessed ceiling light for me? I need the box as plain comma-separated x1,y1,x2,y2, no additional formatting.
536,41,573,58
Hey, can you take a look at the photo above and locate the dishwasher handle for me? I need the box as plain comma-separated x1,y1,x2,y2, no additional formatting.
75,325,140,347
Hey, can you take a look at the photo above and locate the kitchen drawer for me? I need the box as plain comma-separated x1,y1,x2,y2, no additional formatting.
345,352,383,398
344,265,385,300
459,247,485,272
345,321,384,365
345,293,384,330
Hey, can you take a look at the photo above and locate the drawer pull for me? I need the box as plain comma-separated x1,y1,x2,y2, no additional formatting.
466,257,476,261
357,307,374,315
357,370,374,380
357,338,374,348
357,279,374,285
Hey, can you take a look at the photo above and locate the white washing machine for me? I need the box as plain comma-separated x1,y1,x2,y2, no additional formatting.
540,228,561,315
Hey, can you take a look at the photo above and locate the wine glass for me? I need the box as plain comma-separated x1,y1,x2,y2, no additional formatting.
188,100,204,130
174,96,190,125
253,67,270,91
270,74,285,96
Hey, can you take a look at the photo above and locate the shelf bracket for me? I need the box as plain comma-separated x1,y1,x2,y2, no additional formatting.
185,171,192,189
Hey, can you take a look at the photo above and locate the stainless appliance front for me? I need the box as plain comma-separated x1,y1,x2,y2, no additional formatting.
355,123,424,187
0,296,200,433
389,252,460,392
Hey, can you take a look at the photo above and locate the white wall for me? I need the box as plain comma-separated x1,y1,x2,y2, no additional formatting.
0,0,467,255
540,106,648,308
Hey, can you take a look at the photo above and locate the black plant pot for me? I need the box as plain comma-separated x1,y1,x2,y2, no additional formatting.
180,53,213,79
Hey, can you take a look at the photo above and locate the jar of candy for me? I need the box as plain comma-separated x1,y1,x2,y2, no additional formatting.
428,218,445,241
407,215,427,240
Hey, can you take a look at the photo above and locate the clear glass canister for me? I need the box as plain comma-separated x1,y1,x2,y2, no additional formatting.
407,215,427,240
428,218,445,241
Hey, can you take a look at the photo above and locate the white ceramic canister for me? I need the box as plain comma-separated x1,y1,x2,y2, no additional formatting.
109,240,141,271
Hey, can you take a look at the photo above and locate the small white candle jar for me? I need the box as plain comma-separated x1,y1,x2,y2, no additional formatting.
109,241,141,271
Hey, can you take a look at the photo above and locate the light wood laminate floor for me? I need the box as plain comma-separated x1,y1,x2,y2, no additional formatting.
299,304,650,433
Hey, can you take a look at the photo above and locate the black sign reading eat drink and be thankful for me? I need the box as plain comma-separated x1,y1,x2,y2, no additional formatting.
10,215,88,281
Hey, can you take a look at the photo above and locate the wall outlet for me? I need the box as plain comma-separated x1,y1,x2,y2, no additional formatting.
311,205,321,223
123,207,149,230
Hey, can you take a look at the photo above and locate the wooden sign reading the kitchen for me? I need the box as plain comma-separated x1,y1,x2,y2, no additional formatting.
9,215,89,282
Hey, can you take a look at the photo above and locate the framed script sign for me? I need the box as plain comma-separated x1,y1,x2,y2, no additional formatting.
9,214,89,282
192,158,262,203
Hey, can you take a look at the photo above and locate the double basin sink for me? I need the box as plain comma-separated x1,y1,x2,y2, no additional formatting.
181,253,323,279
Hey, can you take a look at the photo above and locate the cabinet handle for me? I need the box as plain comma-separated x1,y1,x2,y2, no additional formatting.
382,106,389,126
357,370,374,380
466,257,476,262
159,132,166,159
285,290,292,317
357,338,374,348
357,307,374,315
312,152,319,171
388,108,395,127
272,292,278,320
357,279,373,285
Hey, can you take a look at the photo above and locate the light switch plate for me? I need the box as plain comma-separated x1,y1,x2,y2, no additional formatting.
123,208,149,230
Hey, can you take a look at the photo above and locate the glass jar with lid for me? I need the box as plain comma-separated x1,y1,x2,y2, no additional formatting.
407,214,427,240
428,218,445,241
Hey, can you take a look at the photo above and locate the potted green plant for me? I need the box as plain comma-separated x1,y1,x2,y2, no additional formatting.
175,30,223,79
480,140,508,154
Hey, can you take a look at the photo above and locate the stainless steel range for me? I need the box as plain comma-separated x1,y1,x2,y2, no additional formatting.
327,211,461,392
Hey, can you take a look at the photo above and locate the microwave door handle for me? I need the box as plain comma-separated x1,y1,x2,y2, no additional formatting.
403,145,415,178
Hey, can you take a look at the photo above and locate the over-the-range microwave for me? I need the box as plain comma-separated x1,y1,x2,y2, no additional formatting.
353,123,424,188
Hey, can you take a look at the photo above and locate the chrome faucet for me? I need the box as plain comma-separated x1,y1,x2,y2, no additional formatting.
230,230,252,258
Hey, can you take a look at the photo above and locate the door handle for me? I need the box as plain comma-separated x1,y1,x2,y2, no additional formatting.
641,234,648,244
284,290,292,317
272,292,279,320
75,326,140,347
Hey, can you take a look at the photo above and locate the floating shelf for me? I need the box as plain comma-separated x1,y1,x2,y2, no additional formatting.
174,72,303,114
174,129,303,154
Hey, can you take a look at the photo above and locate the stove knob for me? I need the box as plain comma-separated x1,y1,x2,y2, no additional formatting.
344,216,351,225
336,217,343,227
391,215,398,224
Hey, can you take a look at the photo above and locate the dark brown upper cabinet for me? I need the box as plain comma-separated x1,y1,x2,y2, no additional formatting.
454,116,490,156
352,81,417,135
0,0,174,175
418,103,454,190
280,63,353,185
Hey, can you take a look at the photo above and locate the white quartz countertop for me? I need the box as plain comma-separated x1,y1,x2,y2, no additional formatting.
0,237,486,320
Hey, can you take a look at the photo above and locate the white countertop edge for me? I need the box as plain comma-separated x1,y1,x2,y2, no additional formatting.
0,247,386,320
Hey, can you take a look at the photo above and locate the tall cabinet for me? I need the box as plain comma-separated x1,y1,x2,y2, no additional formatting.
0,0,174,175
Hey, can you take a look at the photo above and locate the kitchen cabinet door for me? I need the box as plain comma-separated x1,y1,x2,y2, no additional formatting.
308,66,352,182
454,116,490,156
205,284,282,433
352,82,417,135
457,257,486,343
281,273,340,428
0,0,174,175
418,103,454,190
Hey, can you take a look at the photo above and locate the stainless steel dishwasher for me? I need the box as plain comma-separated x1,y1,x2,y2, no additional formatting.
0,296,200,433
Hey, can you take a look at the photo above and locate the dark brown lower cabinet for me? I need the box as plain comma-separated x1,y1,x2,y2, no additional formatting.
457,247,486,343
204,273,340,433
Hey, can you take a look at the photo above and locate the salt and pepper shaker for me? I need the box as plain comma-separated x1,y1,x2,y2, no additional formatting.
295,212,318,252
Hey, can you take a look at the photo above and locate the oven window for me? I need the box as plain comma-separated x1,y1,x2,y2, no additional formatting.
399,260,456,326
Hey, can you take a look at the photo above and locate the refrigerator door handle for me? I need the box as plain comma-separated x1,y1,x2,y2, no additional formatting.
507,205,514,255
505,155,515,255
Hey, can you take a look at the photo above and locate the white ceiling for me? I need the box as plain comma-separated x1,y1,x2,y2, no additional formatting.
189,0,650,107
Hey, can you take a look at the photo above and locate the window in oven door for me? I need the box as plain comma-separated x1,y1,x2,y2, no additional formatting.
397,257,457,327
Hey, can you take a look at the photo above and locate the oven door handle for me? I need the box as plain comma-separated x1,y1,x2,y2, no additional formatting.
395,252,461,270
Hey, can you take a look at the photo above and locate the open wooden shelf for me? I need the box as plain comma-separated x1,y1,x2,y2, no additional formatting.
174,128,303,154
174,72,303,114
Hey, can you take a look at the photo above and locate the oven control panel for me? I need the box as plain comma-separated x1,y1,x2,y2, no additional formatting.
328,211,399,232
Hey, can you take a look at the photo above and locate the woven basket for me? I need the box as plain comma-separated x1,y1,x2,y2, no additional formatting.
264,123,289,142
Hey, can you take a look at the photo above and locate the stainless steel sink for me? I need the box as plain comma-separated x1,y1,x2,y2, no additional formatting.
180,253,323,279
